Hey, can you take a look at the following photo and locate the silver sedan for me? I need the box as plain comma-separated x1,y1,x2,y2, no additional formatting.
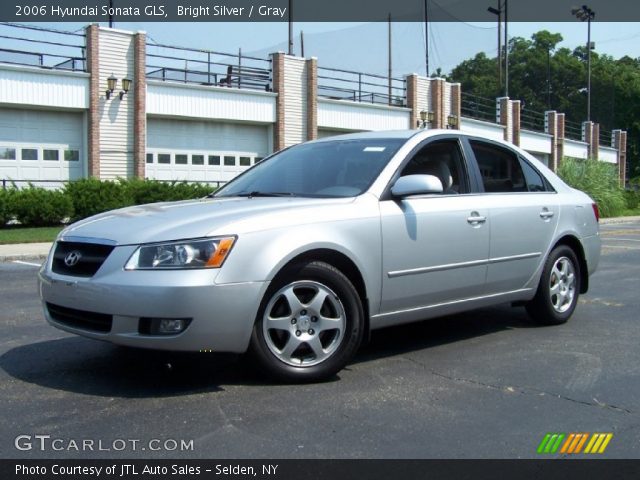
38,130,601,382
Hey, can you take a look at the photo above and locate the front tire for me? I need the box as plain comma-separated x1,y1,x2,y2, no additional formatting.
526,245,581,325
249,261,364,382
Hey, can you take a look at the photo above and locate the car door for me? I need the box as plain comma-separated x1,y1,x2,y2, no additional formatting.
467,139,559,294
379,137,490,322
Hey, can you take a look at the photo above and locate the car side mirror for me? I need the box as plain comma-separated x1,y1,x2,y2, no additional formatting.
391,174,443,197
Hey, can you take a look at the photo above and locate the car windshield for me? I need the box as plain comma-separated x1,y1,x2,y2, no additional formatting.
214,138,405,198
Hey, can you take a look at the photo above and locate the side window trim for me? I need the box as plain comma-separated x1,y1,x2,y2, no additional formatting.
518,155,557,193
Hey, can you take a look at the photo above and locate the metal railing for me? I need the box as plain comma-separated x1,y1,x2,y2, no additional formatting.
565,120,583,141
520,108,546,132
146,42,271,91
599,129,612,147
461,92,496,123
2,178,227,191
0,22,86,71
317,66,406,106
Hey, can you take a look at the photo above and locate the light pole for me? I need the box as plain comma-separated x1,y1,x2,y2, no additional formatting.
572,5,595,121
487,2,502,95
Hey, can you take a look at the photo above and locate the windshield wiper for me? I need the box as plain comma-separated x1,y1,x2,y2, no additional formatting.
234,191,297,198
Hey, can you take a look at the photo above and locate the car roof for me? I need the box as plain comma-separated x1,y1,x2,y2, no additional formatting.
311,129,465,143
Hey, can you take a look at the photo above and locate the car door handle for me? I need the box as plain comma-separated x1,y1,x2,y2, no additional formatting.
539,209,555,219
467,213,486,224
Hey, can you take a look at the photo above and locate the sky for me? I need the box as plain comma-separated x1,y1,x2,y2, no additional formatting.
17,21,640,77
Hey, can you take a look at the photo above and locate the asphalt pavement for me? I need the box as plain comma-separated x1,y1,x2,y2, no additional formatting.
1,220,639,459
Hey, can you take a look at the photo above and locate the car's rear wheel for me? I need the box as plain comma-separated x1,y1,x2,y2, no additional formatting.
249,261,364,382
526,245,581,325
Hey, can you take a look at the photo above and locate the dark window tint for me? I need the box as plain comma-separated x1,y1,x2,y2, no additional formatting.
470,141,526,193
175,154,188,165
192,155,204,165
146,153,154,164
208,155,220,166
158,154,170,164
64,150,79,161
224,156,236,166
0,147,16,160
254,157,263,164
400,140,468,194
239,156,251,167
44,149,59,161
22,148,38,160
519,158,548,192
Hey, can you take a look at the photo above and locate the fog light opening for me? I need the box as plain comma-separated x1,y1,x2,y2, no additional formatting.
139,317,192,335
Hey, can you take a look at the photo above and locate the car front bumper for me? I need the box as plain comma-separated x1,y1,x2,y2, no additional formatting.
38,244,269,353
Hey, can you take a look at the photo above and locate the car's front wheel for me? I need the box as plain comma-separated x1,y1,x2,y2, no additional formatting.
526,245,581,325
250,261,364,382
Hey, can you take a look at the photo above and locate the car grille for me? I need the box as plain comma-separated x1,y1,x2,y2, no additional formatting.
51,241,115,277
46,303,113,333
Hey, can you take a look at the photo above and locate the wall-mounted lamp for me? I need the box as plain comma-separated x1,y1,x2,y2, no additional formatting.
447,114,458,129
105,74,117,99
417,110,434,129
119,78,131,100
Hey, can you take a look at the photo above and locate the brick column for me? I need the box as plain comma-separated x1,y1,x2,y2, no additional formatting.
591,123,600,159
430,78,445,129
497,97,511,142
511,100,521,146
306,57,317,141
271,52,285,152
614,129,627,186
406,74,419,129
582,121,594,158
557,113,565,170
450,83,461,130
546,111,559,171
85,24,100,178
133,31,146,178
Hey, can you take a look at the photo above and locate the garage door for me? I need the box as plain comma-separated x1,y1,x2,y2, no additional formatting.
0,108,84,184
146,118,270,183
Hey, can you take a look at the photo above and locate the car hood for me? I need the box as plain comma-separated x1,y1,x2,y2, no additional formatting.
59,196,357,245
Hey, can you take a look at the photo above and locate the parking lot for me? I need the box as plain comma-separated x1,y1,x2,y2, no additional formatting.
1,220,639,459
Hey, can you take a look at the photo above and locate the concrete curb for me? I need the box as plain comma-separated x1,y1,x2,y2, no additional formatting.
600,216,640,225
0,242,51,263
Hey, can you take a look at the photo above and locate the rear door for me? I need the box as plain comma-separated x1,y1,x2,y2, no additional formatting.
467,139,559,294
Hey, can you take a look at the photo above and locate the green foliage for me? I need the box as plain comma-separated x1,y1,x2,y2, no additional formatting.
12,186,74,227
1,178,217,228
121,178,214,205
557,157,626,217
64,178,133,221
624,189,640,210
0,188,16,227
448,30,640,178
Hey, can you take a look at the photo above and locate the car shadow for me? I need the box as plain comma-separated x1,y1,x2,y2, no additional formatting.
353,304,537,366
0,305,537,397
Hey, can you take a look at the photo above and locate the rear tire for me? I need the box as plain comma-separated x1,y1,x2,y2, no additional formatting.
526,245,581,325
249,261,364,382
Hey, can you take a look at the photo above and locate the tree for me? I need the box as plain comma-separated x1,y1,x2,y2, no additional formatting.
448,30,640,179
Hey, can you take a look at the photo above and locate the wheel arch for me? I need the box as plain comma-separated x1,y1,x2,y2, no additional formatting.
274,248,371,340
552,235,589,294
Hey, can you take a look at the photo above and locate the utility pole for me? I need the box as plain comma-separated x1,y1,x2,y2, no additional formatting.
388,13,392,105
487,2,502,94
424,0,429,77
300,30,304,57
504,0,508,97
108,0,114,28
572,5,596,122
288,0,293,55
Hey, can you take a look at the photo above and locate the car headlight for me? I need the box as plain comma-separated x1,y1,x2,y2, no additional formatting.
124,236,236,270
